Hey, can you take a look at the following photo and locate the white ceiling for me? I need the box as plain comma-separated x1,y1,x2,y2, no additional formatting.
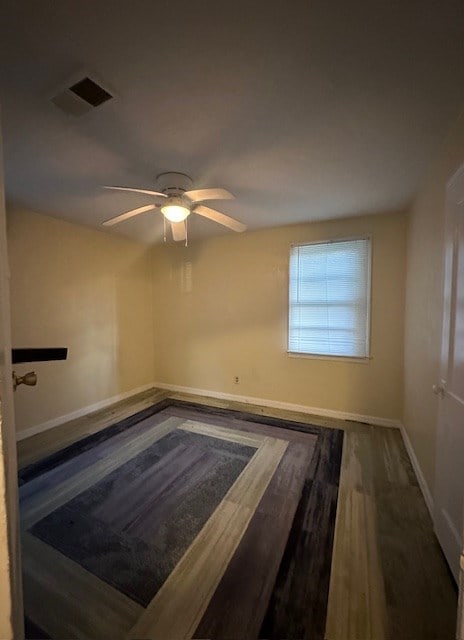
1,0,464,243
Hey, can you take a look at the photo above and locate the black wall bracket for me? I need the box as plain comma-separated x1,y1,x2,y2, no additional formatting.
11,348,68,364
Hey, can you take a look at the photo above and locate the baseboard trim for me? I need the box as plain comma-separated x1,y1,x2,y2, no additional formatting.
399,422,434,517
16,383,157,442
155,381,402,429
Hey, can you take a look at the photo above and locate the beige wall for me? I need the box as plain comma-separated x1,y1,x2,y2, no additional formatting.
152,211,406,422
7,206,408,432
404,111,464,495
7,208,155,434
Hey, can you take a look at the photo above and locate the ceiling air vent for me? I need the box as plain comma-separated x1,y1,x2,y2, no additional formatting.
51,76,114,117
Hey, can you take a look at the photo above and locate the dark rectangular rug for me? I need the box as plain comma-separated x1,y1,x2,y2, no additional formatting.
20,399,343,640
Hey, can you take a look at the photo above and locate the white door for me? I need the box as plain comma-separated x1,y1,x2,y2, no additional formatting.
434,164,464,585
0,111,24,637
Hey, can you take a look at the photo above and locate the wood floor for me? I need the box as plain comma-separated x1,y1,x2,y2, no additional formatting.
17,388,458,640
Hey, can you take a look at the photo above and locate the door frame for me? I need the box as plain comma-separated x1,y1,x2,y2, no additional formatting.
0,109,24,637
434,167,463,582
434,164,464,640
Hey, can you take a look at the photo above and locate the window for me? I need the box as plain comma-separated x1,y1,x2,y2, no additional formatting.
288,238,371,358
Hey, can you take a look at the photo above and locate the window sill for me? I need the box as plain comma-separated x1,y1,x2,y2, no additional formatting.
287,351,372,364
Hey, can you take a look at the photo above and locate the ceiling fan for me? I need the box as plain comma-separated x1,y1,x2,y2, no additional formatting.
102,171,247,242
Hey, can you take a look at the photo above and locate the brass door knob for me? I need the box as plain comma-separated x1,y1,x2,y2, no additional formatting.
432,383,446,397
12,371,37,391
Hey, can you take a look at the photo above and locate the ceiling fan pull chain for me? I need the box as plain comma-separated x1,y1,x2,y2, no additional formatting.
185,218,188,247
163,216,166,243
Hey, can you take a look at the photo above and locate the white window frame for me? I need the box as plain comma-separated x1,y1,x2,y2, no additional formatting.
287,236,372,362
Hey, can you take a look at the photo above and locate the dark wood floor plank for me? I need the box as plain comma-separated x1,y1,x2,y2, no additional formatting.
369,428,457,640
369,427,417,489
24,616,50,640
257,442,313,515
376,485,457,640
194,507,299,640
194,441,313,639
260,429,344,640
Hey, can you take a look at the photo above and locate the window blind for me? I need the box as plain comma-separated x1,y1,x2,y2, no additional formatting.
288,238,371,357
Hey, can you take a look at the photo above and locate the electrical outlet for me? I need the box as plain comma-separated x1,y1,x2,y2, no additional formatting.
234,376,239,384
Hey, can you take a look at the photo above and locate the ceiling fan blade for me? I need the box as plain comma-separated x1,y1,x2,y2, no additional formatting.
103,186,167,198
184,188,234,203
102,204,157,227
193,204,247,233
171,221,187,242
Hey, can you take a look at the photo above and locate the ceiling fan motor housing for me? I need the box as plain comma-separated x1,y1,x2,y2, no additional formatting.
156,172,193,197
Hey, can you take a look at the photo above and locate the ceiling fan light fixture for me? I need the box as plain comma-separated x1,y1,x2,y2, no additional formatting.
160,203,190,222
